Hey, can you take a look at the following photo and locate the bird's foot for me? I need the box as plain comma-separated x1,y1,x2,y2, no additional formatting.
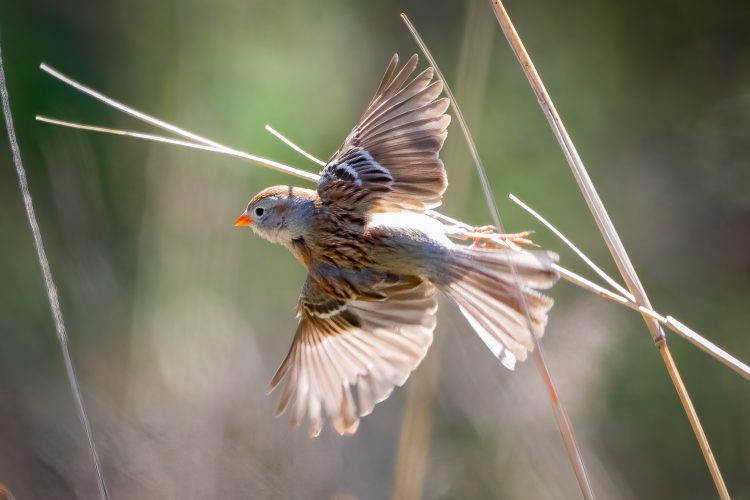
462,226,538,250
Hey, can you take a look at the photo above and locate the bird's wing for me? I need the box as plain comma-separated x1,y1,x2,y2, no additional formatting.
268,273,437,436
317,54,451,213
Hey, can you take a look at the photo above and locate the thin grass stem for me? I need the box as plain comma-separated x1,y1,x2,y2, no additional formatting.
489,1,729,497
555,260,750,381
553,260,750,387
665,317,750,380
509,194,634,301
1,49,109,500
40,63,227,151
265,125,327,167
37,66,319,183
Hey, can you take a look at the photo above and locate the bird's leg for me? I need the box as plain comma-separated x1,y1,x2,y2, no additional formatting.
437,216,538,249
451,224,538,250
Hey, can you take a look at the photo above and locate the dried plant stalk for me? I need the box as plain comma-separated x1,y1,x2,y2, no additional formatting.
38,66,320,183
0,49,109,500
489,1,729,497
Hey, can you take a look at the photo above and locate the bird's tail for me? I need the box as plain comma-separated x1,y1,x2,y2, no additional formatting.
441,246,559,369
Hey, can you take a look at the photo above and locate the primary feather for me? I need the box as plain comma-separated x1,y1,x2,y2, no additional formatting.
269,277,437,436
319,54,450,213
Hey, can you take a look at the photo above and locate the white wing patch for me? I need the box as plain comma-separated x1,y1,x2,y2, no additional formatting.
315,303,348,319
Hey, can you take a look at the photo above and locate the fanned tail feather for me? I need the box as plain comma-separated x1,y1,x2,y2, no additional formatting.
442,247,559,369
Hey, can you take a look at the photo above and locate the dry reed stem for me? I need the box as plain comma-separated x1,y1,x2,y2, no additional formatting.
509,195,634,301
0,48,109,500
489,1,729,497
37,66,320,183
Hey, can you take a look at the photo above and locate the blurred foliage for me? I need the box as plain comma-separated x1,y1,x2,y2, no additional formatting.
0,0,748,498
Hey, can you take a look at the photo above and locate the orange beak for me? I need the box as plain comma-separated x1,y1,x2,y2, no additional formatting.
234,213,252,227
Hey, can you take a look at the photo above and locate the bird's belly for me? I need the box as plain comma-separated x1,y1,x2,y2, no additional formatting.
365,211,452,278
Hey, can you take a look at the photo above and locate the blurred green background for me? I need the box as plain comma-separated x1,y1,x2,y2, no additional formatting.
0,0,748,498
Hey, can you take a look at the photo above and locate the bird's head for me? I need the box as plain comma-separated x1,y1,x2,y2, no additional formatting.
234,185,316,245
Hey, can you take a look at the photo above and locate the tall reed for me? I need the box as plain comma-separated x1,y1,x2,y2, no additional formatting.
489,1,729,497
0,45,110,500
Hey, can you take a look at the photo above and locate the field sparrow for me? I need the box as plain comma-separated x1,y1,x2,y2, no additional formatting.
235,54,558,437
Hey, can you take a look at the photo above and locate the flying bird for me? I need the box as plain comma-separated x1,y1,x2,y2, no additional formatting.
234,54,558,437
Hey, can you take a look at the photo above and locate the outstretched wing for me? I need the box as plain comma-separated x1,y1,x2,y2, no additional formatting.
268,275,437,437
318,54,451,213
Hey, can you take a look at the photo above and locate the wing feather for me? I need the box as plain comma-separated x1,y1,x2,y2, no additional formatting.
318,54,450,213
268,277,437,436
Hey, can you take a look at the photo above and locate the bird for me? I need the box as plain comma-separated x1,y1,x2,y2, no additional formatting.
234,54,559,437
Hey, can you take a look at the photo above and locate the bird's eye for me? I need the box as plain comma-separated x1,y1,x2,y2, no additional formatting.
254,207,265,217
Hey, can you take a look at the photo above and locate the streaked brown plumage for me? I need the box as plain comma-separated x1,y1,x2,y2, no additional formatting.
235,54,559,436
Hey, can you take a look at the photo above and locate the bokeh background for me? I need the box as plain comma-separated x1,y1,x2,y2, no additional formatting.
1,0,749,498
